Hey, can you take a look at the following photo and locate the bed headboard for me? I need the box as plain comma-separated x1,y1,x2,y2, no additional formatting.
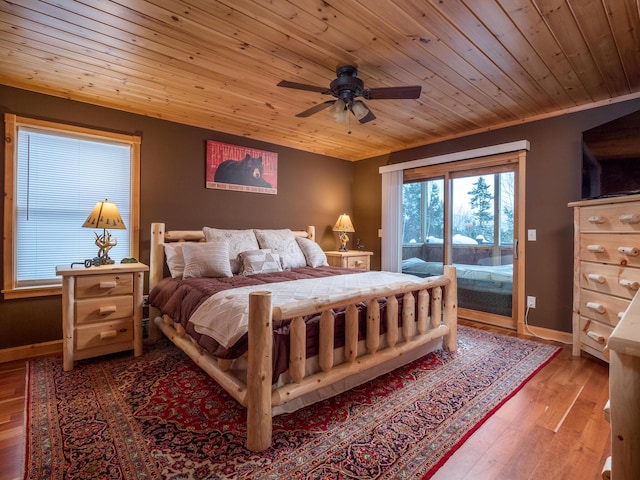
149,223,316,290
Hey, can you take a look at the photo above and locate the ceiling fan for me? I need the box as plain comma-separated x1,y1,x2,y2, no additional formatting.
277,65,422,124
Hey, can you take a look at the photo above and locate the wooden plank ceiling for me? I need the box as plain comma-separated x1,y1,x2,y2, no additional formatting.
1,0,639,161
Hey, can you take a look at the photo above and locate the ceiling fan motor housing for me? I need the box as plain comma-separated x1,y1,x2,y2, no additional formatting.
331,66,364,102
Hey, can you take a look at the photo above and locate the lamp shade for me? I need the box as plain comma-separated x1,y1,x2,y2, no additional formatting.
333,214,355,233
82,199,126,230
350,101,369,121
330,99,349,123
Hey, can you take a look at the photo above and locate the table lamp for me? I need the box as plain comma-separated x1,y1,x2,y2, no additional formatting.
333,214,355,252
82,199,126,265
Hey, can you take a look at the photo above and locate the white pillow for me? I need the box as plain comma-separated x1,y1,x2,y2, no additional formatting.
181,241,233,278
254,229,307,269
296,237,328,267
164,243,185,278
239,249,283,275
203,227,259,274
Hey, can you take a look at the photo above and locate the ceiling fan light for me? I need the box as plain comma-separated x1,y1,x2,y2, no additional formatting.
330,99,349,122
351,101,369,121
329,98,345,114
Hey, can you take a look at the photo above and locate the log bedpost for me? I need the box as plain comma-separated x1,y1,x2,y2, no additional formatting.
402,292,416,341
149,222,166,341
417,289,429,334
246,291,273,452
319,310,335,372
443,265,458,351
386,295,399,348
366,299,380,354
289,317,306,383
345,304,359,362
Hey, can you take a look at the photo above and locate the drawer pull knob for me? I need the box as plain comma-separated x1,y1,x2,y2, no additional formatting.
100,330,117,340
619,214,640,224
586,330,606,345
99,281,117,289
587,273,605,283
618,246,639,256
587,245,605,253
619,279,640,290
355,260,363,265
588,215,606,224
99,305,117,315
586,302,606,314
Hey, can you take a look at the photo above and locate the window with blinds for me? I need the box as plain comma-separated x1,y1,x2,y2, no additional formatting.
3,114,141,298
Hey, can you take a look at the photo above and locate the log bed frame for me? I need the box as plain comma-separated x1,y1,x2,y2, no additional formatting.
148,222,458,452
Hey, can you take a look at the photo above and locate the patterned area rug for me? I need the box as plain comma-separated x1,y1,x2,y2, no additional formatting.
24,325,560,479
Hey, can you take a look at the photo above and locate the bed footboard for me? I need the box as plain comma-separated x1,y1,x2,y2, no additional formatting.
246,265,457,451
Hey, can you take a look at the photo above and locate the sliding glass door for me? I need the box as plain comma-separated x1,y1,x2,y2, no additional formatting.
401,158,521,329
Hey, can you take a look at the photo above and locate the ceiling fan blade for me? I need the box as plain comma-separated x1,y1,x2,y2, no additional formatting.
295,101,336,118
364,85,422,100
277,80,330,94
357,107,376,124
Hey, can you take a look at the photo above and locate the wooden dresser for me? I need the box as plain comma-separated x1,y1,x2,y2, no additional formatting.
324,250,373,271
607,290,640,479
56,262,148,371
569,195,640,361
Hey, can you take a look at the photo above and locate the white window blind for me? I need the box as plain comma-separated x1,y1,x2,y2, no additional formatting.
15,127,132,287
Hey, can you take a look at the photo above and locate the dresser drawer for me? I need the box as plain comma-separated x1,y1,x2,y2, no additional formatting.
75,295,133,324
579,262,640,299
579,233,640,267
346,255,370,270
76,273,134,299
579,289,629,326
75,318,134,351
579,204,640,233
578,316,613,355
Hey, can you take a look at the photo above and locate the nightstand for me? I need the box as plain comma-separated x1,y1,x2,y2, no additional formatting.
324,250,373,271
56,262,149,371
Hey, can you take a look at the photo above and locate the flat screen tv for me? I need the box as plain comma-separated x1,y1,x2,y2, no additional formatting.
582,109,640,199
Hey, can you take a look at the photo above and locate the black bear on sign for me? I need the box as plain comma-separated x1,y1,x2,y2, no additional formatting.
214,154,272,188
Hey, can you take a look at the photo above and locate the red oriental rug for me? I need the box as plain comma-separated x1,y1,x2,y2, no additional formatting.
23,325,560,479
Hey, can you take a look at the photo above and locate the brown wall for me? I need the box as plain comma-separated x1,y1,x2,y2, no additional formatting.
0,85,353,349
353,99,640,333
3,83,640,349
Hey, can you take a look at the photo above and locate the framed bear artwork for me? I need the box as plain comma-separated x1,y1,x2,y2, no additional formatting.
206,140,278,194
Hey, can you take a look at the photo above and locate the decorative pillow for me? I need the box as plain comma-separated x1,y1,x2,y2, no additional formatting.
254,229,307,269
296,236,328,267
239,249,283,275
181,241,233,279
203,227,259,274
164,243,185,278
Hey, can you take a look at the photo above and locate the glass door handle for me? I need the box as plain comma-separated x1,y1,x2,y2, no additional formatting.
513,238,518,260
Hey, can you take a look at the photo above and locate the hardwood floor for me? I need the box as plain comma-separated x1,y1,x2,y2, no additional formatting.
0,323,611,480
0,360,27,480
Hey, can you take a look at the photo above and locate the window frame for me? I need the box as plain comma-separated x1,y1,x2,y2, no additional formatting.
3,113,141,299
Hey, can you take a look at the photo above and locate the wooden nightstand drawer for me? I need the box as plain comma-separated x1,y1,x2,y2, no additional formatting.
76,295,133,324
75,318,134,351
325,250,373,270
76,273,133,298
346,255,369,270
